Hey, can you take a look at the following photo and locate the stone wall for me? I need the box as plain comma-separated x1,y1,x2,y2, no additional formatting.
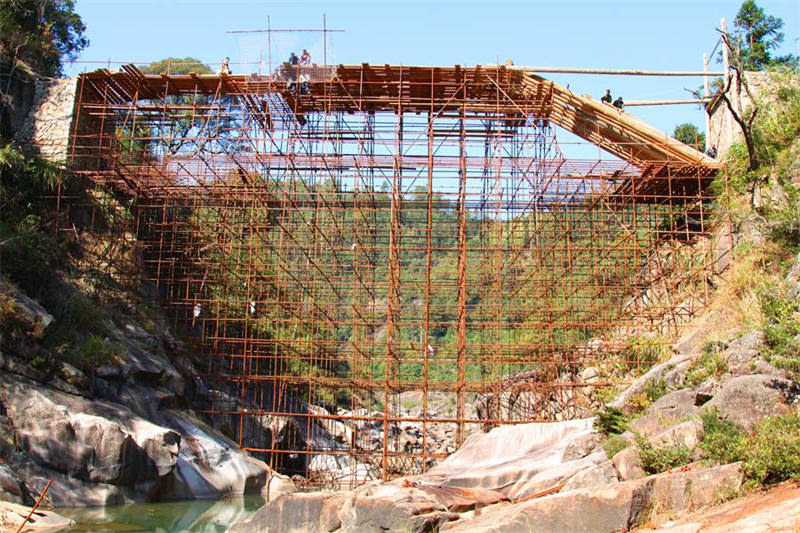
707,71,773,159
13,77,78,163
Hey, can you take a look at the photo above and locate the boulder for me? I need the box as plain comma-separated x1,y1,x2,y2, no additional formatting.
695,377,720,405
232,491,347,533
642,479,800,532
629,389,699,438
0,373,179,486
610,354,691,411
561,459,618,491
650,419,704,451
562,432,600,461
0,464,27,505
159,410,291,500
58,361,90,391
413,484,508,513
7,453,136,507
580,366,600,383
442,463,743,532
408,511,462,533
415,419,598,500
504,450,609,500
723,330,764,374
0,280,54,337
232,485,485,533
612,446,645,481
338,484,447,532
706,374,800,430
751,358,788,378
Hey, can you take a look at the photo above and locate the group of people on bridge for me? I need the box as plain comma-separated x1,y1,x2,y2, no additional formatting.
217,50,313,95
601,89,625,111
287,49,311,94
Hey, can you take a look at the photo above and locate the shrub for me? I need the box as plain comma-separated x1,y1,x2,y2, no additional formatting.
635,433,692,474
616,336,669,375
594,406,630,435
685,342,729,387
63,334,119,371
757,283,800,379
625,393,651,414
700,409,800,486
594,385,619,406
745,413,800,485
643,378,670,403
765,182,800,252
699,408,748,465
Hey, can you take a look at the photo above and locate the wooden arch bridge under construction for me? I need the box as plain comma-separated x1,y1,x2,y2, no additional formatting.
66,63,726,487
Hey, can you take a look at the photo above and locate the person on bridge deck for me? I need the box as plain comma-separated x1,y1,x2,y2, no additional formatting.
218,57,231,75
706,145,718,158
288,53,299,92
300,49,310,65
601,89,612,104
613,96,625,111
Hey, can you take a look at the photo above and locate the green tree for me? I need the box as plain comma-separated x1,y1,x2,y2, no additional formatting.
140,57,212,75
138,58,233,155
730,0,797,70
672,123,706,152
0,0,88,76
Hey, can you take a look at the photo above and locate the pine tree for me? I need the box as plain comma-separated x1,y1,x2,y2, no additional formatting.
731,0,797,70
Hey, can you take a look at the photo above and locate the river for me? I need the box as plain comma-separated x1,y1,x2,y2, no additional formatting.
58,495,266,532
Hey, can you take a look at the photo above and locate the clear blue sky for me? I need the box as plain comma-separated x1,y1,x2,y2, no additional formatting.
66,0,798,137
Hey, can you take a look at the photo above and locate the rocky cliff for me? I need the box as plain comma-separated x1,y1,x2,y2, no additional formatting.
0,275,295,508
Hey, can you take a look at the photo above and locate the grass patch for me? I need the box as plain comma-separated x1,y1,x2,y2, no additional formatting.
643,378,670,403
603,434,630,459
635,432,692,474
685,341,729,387
60,334,121,372
625,393,651,414
757,282,800,379
615,336,670,375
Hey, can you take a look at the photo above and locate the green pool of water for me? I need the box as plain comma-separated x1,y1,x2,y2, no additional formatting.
59,494,266,532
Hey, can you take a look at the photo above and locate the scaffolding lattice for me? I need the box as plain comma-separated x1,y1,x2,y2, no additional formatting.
63,63,727,489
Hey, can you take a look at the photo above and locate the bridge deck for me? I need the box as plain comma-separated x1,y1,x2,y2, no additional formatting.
78,63,720,190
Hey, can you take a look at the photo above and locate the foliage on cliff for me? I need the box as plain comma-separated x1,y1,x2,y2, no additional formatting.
0,0,87,77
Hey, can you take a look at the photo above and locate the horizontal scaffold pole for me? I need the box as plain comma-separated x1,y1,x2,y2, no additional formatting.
501,65,726,76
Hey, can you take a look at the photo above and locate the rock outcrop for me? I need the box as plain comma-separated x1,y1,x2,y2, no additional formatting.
0,500,74,531
232,417,746,533
637,481,800,532
706,374,800,430
443,463,743,533
0,372,292,507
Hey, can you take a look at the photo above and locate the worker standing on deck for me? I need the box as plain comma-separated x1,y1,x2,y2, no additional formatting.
601,89,612,104
218,57,231,75
300,49,310,65
613,96,625,111
288,52,299,92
